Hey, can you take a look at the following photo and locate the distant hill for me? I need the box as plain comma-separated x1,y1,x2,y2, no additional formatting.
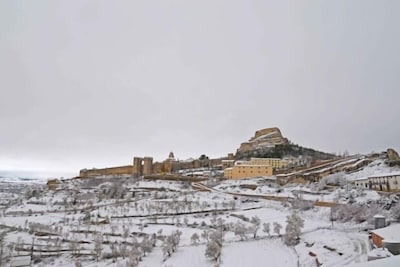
0,170,74,182
235,127,336,161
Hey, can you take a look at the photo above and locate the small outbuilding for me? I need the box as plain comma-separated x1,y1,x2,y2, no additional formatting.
370,223,400,255
374,214,386,229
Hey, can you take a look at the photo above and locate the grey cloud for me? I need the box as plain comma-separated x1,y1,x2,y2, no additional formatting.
1,0,399,174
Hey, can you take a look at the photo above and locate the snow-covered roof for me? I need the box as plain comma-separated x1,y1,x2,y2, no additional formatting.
368,247,393,258
369,172,400,178
347,255,400,267
353,177,370,181
371,223,400,242
373,214,385,218
235,164,273,167
235,160,249,165
250,157,282,161
353,172,400,181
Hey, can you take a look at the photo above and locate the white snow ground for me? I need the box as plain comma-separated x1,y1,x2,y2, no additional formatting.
2,162,399,267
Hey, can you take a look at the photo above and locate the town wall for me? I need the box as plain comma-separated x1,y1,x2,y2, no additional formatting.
79,165,133,178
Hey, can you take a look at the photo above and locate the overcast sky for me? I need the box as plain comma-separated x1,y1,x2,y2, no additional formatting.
1,1,399,176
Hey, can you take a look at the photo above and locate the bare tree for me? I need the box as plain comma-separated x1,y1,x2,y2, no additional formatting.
233,222,247,240
0,233,4,267
263,222,271,237
273,222,282,237
250,216,261,239
126,245,141,267
205,240,221,263
162,230,181,260
391,202,400,221
201,229,210,242
191,233,200,245
118,242,128,259
93,233,103,261
284,212,304,246
140,236,153,256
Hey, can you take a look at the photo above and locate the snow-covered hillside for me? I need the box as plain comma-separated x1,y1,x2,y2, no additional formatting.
0,165,399,267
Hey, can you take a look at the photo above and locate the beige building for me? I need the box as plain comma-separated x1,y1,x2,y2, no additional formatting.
221,159,235,169
224,157,277,179
247,158,287,169
224,165,273,179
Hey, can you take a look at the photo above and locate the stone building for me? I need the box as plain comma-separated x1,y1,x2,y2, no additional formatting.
353,172,400,192
223,158,276,179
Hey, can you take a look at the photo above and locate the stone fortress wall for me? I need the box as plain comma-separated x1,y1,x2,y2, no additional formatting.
79,165,133,178
79,153,226,178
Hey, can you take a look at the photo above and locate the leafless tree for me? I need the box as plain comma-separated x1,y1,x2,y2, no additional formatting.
284,212,304,246
250,216,261,238
263,222,270,237
233,222,247,240
273,222,282,237
191,233,200,245
205,240,221,263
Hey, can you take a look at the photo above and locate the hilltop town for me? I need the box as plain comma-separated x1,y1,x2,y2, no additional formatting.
2,127,400,267
74,127,400,193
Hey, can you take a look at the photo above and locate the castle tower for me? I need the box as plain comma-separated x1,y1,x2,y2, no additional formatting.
133,157,143,177
142,157,153,176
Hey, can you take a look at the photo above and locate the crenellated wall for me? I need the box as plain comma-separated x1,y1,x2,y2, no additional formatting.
78,155,225,178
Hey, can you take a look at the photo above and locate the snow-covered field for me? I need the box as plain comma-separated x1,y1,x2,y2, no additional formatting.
0,160,399,267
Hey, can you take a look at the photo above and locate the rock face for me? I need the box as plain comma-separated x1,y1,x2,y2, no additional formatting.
237,127,288,154
387,148,400,161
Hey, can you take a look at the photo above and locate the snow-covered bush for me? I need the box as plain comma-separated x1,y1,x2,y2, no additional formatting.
318,173,346,190
291,199,314,210
332,203,386,224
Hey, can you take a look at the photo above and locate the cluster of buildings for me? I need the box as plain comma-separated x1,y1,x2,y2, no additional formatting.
366,215,400,264
78,150,287,180
79,152,228,179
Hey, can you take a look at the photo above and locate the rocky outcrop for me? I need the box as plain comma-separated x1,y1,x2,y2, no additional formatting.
237,127,288,154
386,148,400,167
387,148,400,161
235,127,335,161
